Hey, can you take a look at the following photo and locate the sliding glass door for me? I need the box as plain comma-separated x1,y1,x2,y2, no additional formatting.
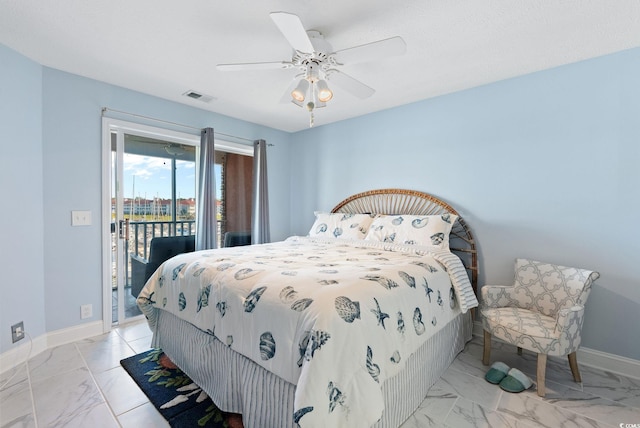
108,125,198,325
103,119,254,328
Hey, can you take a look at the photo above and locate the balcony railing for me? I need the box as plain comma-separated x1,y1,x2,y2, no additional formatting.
113,220,225,290
128,220,197,259
124,220,225,285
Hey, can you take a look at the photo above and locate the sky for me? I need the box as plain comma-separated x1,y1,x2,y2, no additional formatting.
122,153,221,200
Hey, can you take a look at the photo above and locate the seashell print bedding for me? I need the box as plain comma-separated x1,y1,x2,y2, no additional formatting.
137,236,477,428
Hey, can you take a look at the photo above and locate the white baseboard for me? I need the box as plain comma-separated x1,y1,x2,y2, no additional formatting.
45,320,104,349
3,320,639,382
0,334,47,376
577,346,640,380
472,321,640,380
0,321,105,375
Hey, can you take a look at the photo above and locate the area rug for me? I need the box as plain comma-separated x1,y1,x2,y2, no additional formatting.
120,348,227,427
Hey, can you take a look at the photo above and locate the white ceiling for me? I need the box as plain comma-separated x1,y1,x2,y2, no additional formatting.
1,1,639,132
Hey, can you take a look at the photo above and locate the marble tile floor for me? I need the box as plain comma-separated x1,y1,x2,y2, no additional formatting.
1,322,639,428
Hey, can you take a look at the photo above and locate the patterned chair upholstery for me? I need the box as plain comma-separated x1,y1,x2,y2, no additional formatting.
480,258,599,396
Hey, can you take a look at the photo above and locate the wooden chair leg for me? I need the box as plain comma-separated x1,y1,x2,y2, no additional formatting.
568,351,582,383
536,353,547,397
517,347,523,356
483,330,491,365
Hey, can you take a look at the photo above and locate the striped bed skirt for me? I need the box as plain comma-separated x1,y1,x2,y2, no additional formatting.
151,309,472,428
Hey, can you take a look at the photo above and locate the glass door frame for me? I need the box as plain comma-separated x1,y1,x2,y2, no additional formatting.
101,117,200,330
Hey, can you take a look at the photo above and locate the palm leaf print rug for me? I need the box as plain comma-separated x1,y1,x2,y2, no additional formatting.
120,349,227,427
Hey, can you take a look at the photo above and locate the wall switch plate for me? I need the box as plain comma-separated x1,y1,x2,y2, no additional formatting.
71,210,92,226
81,304,93,319
11,321,25,343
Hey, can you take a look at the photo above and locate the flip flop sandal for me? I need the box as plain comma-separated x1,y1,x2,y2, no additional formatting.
485,361,510,384
499,368,533,393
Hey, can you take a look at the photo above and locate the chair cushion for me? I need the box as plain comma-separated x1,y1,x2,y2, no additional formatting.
482,307,572,356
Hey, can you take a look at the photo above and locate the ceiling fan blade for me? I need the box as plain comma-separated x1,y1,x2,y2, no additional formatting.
216,61,293,71
326,70,375,99
270,12,314,53
332,36,406,64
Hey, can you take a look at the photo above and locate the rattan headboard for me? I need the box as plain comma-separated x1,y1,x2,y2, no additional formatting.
331,189,478,293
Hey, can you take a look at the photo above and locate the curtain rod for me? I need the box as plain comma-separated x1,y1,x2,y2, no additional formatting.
101,107,259,144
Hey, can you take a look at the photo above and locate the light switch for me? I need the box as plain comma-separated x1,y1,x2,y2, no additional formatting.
71,210,92,226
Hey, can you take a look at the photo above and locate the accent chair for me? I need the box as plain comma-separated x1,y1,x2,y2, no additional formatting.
480,258,599,396
130,235,196,297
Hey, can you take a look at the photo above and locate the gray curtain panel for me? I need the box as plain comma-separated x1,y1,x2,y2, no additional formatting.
196,127,218,250
252,139,270,244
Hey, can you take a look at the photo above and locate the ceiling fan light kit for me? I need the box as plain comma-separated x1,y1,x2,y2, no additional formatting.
291,79,309,102
164,144,186,156
316,79,333,102
217,11,406,127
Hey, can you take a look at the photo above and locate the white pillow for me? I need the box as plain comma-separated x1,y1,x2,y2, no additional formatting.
308,212,375,240
364,213,458,249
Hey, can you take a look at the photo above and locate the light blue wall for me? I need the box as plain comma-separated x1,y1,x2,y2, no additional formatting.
40,68,293,333
2,41,638,362
0,43,292,353
0,45,46,352
289,48,640,360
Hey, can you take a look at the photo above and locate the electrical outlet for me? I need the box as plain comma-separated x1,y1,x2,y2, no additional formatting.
81,304,93,319
11,321,25,343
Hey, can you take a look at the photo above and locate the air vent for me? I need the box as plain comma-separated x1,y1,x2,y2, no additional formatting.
182,90,216,103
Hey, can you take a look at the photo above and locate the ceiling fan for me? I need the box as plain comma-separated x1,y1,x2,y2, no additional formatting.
216,12,407,126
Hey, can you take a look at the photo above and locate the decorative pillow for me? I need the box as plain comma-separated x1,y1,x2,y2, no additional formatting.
308,212,375,240
364,213,458,249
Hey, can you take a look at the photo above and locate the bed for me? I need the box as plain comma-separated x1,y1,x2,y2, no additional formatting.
137,188,478,428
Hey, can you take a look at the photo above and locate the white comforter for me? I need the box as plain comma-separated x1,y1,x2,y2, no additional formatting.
137,237,477,428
